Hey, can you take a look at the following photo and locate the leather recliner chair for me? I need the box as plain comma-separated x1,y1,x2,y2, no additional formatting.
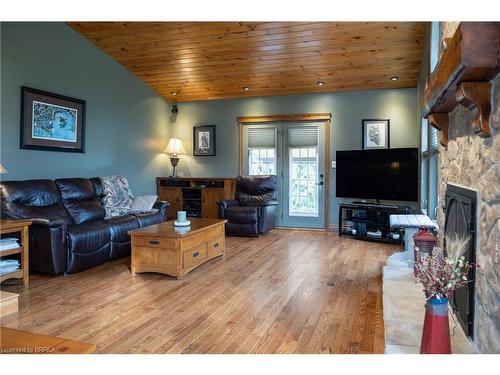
217,175,278,236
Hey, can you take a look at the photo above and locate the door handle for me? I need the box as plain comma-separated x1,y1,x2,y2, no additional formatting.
317,173,324,185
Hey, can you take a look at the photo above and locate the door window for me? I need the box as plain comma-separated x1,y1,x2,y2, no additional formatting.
249,148,276,175
247,126,277,176
289,147,319,217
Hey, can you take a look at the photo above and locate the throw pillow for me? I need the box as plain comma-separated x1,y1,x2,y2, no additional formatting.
130,195,158,213
100,175,134,218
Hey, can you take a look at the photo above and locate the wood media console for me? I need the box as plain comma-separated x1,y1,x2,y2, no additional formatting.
157,177,236,220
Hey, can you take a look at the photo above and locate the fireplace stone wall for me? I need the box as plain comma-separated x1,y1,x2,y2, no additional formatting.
437,23,500,353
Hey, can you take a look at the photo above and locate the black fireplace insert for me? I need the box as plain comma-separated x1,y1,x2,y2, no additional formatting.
444,183,477,339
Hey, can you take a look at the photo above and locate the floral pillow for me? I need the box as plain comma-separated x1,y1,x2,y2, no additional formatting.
100,176,134,218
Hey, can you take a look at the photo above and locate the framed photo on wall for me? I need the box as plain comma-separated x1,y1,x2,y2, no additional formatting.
362,119,390,149
193,125,216,156
20,86,86,153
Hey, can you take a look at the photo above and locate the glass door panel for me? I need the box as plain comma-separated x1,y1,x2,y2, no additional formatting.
289,147,319,217
282,123,325,228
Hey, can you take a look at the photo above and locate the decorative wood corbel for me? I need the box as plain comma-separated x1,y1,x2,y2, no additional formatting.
455,82,492,137
428,113,449,147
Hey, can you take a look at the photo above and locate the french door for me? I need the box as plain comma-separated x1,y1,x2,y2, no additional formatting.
241,121,326,229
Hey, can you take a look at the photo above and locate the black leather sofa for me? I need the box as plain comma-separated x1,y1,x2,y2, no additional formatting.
0,177,169,275
217,175,278,236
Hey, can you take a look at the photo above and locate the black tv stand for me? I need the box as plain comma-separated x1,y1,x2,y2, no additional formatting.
339,203,411,244
352,200,382,205
349,201,400,209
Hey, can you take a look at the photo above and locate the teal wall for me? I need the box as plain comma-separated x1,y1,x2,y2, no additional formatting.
170,88,419,224
0,22,419,224
0,22,171,195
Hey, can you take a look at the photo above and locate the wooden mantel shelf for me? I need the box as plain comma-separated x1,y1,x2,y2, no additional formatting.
423,22,500,146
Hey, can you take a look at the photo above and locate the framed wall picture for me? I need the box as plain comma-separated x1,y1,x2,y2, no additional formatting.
362,119,390,149
193,125,216,156
20,86,86,153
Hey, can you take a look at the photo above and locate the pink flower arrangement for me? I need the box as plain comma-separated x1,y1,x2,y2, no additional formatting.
414,236,478,300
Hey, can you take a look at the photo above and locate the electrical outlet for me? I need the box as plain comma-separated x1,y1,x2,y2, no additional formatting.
331,161,336,169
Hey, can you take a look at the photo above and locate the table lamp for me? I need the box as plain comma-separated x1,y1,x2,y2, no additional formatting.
164,138,186,177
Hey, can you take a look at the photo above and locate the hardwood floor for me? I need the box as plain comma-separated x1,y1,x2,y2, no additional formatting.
0,230,398,354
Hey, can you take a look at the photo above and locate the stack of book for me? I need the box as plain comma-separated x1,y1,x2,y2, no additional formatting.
0,259,20,275
0,237,21,252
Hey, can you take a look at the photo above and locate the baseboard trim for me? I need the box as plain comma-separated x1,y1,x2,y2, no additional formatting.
328,224,339,232
274,226,326,232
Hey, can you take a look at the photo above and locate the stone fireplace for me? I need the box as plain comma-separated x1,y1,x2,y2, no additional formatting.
438,22,500,354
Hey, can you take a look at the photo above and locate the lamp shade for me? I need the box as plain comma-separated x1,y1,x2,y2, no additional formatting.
0,164,6,174
164,138,186,155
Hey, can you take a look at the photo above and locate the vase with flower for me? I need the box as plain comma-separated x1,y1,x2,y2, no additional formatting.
414,236,478,354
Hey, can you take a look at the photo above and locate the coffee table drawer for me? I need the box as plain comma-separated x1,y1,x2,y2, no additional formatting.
183,244,207,269
133,237,176,249
208,236,224,257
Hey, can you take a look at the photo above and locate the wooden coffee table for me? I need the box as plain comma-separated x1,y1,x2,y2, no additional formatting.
128,218,227,279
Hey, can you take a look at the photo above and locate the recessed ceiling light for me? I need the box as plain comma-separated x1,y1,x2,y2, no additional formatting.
391,76,399,81
317,81,325,86
243,86,251,91
171,91,177,96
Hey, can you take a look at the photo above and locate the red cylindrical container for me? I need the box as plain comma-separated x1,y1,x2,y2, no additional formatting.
414,227,438,275
420,297,451,354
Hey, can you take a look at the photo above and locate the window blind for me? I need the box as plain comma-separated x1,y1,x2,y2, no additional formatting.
248,127,277,148
430,127,439,151
288,126,318,148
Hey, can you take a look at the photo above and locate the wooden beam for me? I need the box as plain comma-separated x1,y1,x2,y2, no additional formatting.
428,113,449,147
423,22,500,118
455,82,492,137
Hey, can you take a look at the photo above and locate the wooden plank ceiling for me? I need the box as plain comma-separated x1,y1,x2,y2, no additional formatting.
69,22,425,102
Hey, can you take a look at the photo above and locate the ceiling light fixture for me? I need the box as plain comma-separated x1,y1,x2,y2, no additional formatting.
243,86,251,91
171,91,177,96
317,81,325,86
391,76,399,81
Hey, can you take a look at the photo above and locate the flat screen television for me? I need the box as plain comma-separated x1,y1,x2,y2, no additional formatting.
336,148,418,202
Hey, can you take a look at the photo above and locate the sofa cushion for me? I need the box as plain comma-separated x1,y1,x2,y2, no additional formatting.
66,221,110,274
105,215,140,243
66,221,111,255
225,206,259,224
55,178,105,224
100,176,134,218
105,215,140,260
0,179,72,226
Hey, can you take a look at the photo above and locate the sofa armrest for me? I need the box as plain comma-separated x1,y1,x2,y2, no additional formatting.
259,199,278,207
30,217,69,227
216,199,239,209
217,199,239,219
153,200,170,219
